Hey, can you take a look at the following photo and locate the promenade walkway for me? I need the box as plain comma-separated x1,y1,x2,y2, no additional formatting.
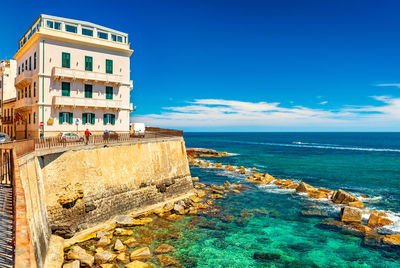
0,185,14,268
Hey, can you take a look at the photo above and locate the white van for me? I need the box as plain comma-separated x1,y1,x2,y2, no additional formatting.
130,123,145,137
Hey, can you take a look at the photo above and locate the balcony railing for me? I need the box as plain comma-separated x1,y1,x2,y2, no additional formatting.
1,116,14,124
15,70,35,88
52,96,131,110
52,67,124,85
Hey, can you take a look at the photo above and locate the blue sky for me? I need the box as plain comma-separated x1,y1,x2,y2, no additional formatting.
2,0,400,131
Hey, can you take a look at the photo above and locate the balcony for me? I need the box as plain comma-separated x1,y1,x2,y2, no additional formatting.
15,70,35,88
52,96,131,110
52,67,124,86
1,116,14,124
15,98,34,111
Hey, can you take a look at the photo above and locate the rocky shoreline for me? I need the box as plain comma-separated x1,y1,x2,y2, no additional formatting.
188,148,400,250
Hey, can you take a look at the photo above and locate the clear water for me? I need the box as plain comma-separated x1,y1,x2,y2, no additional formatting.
176,132,400,267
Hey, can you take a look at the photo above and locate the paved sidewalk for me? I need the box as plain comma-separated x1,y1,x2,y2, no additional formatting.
0,185,14,268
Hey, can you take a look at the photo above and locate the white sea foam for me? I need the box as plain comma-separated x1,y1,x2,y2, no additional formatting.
216,139,400,153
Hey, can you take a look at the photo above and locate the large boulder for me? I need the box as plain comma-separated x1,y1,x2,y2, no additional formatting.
130,247,151,262
367,214,393,227
308,190,330,199
296,182,316,193
114,239,126,252
340,207,362,223
331,189,360,205
63,260,80,268
348,201,364,209
97,236,112,247
67,246,94,267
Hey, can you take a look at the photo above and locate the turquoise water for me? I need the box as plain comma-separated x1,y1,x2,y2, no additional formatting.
177,133,400,267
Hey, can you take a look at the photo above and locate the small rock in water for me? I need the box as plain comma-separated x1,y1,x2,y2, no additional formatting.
253,252,281,261
340,207,362,223
114,239,126,251
154,243,174,254
114,228,133,236
123,237,137,247
300,209,328,217
130,247,151,261
116,252,130,263
97,236,112,247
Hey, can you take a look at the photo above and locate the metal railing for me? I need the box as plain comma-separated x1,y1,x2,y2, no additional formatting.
1,117,14,124
0,147,13,185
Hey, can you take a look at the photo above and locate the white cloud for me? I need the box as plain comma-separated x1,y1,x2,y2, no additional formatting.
132,96,400,130
319,101,328,105
376,83,400,88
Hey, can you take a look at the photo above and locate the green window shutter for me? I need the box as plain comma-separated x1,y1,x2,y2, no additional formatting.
82,113,87,124
62,52,70,68
103,114,108,125
59,112,64,124
69,112,73,124
106,86,113,100
84,84,92,98
106,59,113,74
62,82,70,96
91,113,95,124
111,114,115,125
85,56,93,71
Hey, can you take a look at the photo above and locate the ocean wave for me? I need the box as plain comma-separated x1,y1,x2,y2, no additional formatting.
219,139,400,153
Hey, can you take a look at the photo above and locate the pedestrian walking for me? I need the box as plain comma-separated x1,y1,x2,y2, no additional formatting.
84,128,91,145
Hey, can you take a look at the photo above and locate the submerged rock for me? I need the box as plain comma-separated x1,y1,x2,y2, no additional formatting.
158,255,178,266
340,207,362,223
300,209,328,217
253,252,281,261
67,246,94,267
154,244,174,254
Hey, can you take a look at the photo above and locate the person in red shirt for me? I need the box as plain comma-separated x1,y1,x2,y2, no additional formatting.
84,129,91,145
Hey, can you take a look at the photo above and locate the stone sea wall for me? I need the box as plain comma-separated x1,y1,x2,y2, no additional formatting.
16,137,194,267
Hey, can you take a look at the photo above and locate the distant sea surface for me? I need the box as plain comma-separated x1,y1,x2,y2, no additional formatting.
178,132,400,267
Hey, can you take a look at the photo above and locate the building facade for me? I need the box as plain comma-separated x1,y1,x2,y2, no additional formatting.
0,60,17,135
2,98,16,138
14,14,133,139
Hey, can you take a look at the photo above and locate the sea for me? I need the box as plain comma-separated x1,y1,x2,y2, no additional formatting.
177,132,400,267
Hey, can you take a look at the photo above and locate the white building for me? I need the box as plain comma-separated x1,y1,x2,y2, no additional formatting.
0,59,17,136
14,14,133,139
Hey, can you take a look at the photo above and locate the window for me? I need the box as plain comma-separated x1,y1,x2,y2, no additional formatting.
33,112,36,124
29,85,31,98
29,113,31,124
33,82,36,97
106,86,113,100
82,113,95,124
62,82,70,96
25,60,28,70
18,67,20,75
54,22,61,30
82,28,93,37
22,63,24,72
47,20,54,28
25,87,27,98
18,91,20,100
85,56,93,71
59,112,73,124
29,57,32,70
103,114,115,125
105,59,113,74
65,24,77,33
97,31,108,40
117,36,123,42
111,34,116,42
21,89,24,99
84,84,92,98
62,52,70,68
34,52,36,69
